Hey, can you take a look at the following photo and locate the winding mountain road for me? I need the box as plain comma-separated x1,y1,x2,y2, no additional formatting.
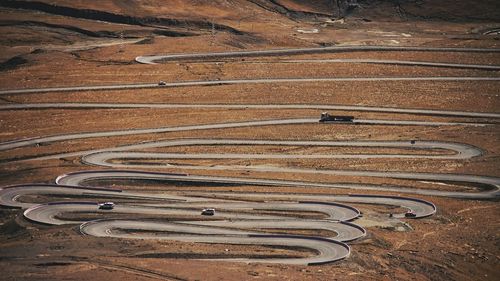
134,45,500,64
1,76,499,96
79,218,352,265
1,45,499,265
279,59,500,70
0,118,489,153
0,170,435,265
1,103,499,119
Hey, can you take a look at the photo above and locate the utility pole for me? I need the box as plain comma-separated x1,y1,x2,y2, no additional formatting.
210,19,216,46
119,31,124,53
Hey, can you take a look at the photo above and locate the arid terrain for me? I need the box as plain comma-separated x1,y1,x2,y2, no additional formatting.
0,1,499,280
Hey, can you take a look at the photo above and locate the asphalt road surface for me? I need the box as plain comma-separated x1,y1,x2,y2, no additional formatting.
134,45,500,64
1,103,498,118
0,118,489,152
1,45,499,264
80,218,352,265
79,219,354,265
0,174,433,265
1,76,499,96
0,176,434,218
279,59,500,70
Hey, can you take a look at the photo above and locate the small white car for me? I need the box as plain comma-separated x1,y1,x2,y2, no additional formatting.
158,80,167,86
405,210,417,218
201,208,215,216
98,202,115,210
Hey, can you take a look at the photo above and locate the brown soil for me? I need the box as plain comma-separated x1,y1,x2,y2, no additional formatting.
0,1,499,281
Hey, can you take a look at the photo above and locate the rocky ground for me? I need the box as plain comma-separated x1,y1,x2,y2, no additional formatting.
0,1,499,280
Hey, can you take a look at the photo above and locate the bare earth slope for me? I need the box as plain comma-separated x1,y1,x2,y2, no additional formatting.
0,1,499,280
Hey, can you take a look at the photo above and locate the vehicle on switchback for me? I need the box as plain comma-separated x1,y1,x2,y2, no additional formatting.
98,202,115,210
201,208,215,216
405,210,417,218
319,112,355,123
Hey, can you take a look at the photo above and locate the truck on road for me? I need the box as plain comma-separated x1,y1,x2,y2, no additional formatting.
319,112,355,123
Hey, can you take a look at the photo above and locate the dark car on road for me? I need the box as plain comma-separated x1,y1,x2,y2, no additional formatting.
98,202,115,210
201,208,215,216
